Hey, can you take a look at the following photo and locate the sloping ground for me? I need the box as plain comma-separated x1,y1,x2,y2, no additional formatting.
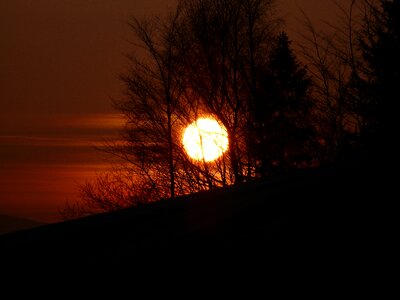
0,162,386,271
0,215,46,235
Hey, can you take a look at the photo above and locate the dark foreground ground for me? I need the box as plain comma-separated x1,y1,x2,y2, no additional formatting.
0,160,388,274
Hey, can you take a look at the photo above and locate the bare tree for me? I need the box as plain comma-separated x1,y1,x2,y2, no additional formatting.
296,0,367,163
119,13,182,199
63,0,318,218
175,0,280,183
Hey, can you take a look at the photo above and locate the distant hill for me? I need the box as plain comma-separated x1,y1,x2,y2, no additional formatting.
0,214,45,235
0,162,386,272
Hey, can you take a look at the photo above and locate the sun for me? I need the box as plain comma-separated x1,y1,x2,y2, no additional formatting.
182,117,229,162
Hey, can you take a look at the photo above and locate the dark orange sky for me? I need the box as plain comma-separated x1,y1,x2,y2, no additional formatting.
0,0,344,222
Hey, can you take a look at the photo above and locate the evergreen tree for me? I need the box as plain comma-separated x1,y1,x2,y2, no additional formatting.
252,32,313,176
359,0,400,157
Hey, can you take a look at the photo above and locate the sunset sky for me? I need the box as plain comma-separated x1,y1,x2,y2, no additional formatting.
0,0,342,222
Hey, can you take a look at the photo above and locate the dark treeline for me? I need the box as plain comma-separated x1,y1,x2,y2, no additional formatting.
63,0,397,217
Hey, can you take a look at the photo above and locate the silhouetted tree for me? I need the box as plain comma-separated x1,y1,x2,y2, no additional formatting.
64,0,321,218
114,9,226,200
297,0,367,164
357,0,400,158
176,0,280,183
297,0,400,165
70,3,248,216
252,32,314,176
119,14,182,200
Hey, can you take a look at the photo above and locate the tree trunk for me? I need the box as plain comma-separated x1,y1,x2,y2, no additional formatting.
166,97,175,199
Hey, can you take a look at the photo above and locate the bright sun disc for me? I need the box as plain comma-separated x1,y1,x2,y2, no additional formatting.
183,117,229,162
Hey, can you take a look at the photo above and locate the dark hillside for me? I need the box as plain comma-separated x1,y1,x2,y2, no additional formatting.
0,162,385,272
0,215,45,235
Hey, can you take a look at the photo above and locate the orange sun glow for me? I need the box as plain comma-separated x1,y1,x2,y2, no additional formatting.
182,117,229,162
